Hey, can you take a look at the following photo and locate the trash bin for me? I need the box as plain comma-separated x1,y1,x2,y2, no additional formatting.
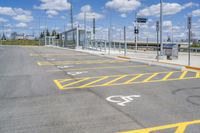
163,44,178,60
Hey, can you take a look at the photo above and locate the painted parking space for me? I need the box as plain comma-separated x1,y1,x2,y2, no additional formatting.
118,120,200,133
30,53,88,57
54,71,200,90
37,59,128,66
47,65,150,73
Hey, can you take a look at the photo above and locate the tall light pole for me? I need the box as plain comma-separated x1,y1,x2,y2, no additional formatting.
187,16,192,66
124,26,127,56
160,0,163,56
69,0,73,29
84,11,87,49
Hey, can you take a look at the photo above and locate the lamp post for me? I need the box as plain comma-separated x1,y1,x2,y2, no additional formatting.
124,26,127,56
187,16,192,66
160,0,163,56
84,11,87,49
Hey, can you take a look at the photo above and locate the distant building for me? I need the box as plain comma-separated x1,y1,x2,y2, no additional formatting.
11,32,35,40
25,35,35,40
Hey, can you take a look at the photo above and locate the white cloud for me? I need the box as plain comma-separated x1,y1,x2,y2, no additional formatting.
163,21,172,27
138,2,196,17
76,5,104,20
0,17,8,23
106,0,141,13
13,15,33,23
192,9,200,16
34,0,71,17
0,7,33,22
46,10,59,17
120,13,127,18
81,5,92,12
16,23,27,28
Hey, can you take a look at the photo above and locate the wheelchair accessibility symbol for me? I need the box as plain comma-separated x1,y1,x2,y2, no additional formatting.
106,95,141,106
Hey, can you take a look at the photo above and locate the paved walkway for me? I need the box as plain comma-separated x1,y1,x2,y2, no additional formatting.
76,47,200,68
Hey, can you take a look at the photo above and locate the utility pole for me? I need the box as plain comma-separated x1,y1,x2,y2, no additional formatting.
93,16,96,49
171,23,174,44
124,26,127,56
187,16,192,66
134,12,138,51
84,11,87,49
156,21,160,61
160,0,163,56
38,17,41,46
69,0,73,29
108,13,112,54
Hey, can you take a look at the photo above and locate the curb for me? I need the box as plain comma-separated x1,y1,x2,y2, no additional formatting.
46,46,200,72
117,56,131,60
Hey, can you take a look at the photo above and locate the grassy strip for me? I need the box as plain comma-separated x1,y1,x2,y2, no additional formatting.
1,40,40,46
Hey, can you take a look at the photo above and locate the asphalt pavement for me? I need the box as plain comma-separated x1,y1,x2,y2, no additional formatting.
0,45,200,133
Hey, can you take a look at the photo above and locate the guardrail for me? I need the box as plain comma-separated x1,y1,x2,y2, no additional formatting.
89,40,200,54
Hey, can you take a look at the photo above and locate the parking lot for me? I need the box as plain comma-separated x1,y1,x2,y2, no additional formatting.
0,45,200,133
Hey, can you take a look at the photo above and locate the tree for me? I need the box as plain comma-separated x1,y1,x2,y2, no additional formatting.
1,33,6,40
56,33,60,39
46,29,50,36
51,30,57,36
40,32,44,38
167,36,171,42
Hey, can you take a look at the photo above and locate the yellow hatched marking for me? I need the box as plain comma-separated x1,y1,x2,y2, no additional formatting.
103,75,127,85
54,80,65,90
118,120,200,133
124,74,144,84
179,71,188,79
62,78,90,88
175,123,187,133
143,73,159,82
196,72,200,78
162,72,174,80
54,71,200,90
79,76,109,88
59,78,73,83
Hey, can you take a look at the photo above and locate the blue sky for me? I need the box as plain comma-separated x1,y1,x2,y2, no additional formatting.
0,0,200,41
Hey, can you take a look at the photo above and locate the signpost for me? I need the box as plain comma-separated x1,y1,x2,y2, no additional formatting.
134,16,147,51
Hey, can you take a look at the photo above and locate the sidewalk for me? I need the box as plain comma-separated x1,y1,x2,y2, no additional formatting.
76,47,200,70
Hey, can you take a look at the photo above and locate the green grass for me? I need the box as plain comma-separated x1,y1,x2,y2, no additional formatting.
1,40,40,46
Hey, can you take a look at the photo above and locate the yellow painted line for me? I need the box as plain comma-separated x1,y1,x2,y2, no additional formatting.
62,78,90,88
179,71,188,79
124,74,144,84
103,75,127,85
37,62,42,66
53,80,65,90
196,72,200,78
118,120,200,133
37,60,127,66
175,123,187,133
162,72,174,80
54,71,199,90
56,76,200,90
143,73,159,82
59,78,73,83
30,53,86,57
79,76,109,88
47,65,149,72
55,71,181,81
